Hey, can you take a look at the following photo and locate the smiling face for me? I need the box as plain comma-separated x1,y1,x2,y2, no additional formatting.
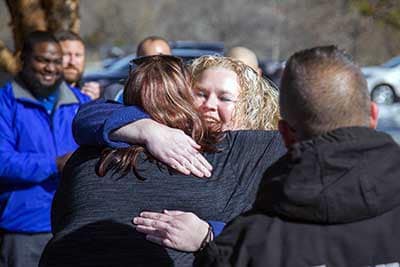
21,41,63,97
193,67,240,130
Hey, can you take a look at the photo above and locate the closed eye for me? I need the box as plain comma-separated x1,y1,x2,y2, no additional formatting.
219,95,236,102
195,90,207,98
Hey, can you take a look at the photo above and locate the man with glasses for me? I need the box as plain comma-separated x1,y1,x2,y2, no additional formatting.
0,31,89,267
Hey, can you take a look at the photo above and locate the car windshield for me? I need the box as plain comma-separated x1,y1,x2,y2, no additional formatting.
382,56,400,68
102,48,223,75
107,55,134,74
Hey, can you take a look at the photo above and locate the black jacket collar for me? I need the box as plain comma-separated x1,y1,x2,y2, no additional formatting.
254,127,400,224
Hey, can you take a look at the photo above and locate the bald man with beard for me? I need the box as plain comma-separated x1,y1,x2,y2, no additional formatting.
55,31,101,100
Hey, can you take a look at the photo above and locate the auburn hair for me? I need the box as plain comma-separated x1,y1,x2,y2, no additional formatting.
96,56,222,178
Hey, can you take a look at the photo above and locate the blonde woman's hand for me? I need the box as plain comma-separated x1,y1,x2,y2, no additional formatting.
112,119,212,177
133,210,211,252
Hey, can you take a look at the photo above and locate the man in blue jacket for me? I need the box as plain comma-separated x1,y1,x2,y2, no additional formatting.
0,31,89,267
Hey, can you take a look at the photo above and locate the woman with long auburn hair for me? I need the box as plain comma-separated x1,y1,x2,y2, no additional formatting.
96,56,221,178
40,55,285,267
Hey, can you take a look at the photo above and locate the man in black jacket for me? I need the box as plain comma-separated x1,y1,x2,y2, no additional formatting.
195,45,400,266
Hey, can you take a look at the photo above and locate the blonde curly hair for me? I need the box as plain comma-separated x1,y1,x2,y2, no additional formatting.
189,55,280,130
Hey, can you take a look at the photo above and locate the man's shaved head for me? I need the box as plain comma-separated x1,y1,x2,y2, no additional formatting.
226,46,259,73
280,45,371,139
136,36,171,57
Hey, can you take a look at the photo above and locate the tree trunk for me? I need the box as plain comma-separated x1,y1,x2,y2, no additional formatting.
0,0,80,75
0,40,19,74
42,0,80,34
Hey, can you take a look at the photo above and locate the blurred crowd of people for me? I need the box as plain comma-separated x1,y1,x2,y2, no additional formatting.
1,30,400,267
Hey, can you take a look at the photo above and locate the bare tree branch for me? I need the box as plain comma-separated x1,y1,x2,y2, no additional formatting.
42,0,80,34
0,40,18,74
5,0,47,52
0,0,80,74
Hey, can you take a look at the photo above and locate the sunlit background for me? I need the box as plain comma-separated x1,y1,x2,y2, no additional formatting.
1,0,400,140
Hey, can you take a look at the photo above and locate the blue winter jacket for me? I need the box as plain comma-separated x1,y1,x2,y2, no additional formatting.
0,80,89,233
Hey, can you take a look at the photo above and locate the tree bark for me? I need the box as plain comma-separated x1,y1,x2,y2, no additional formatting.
42,0,80,34
6,0,47,52
0,0,80,75
0,40,19,74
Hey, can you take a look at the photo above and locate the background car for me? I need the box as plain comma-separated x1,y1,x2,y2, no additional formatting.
377,103,400,144
259,59,285,88
83,41,224,88
362,56,400,105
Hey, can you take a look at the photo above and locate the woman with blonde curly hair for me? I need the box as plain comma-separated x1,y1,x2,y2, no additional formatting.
68,55,284,256
189,55,279,131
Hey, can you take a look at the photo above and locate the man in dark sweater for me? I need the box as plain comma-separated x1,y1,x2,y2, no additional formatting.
195,46,400,266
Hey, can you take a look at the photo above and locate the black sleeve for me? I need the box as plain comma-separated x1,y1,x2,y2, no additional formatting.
51,146,103,234
227,130,285,183
194,232,236,267
194,214,266,267
223,130,286,215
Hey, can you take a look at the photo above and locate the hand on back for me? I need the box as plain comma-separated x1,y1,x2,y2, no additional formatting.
113,119,213,178
133,210,211,252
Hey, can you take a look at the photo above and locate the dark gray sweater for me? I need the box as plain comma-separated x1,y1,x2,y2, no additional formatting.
40,130,285,267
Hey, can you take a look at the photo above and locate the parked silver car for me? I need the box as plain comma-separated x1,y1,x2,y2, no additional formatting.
362,56,400,105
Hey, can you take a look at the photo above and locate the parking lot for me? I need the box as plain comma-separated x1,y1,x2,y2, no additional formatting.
377,103,400,143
